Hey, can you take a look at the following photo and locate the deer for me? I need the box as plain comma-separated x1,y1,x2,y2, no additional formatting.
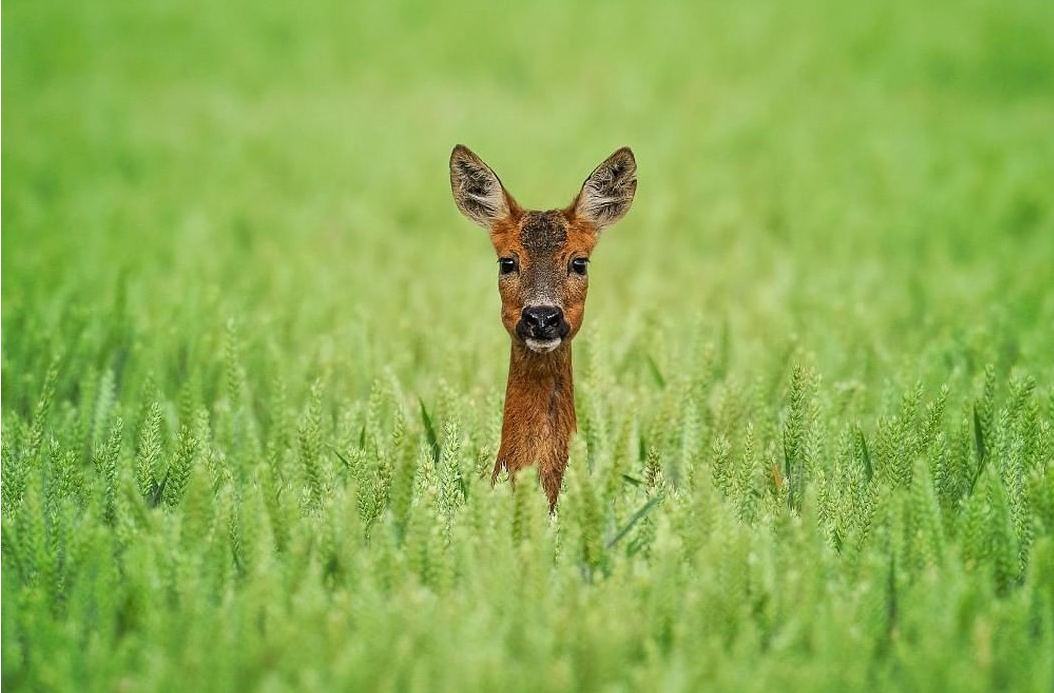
449,144,637,509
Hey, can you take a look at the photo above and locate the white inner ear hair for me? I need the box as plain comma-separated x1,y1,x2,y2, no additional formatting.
455,159,506,222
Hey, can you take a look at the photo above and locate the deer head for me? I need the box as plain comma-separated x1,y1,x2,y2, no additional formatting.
449,145,637,508
450,145,637,354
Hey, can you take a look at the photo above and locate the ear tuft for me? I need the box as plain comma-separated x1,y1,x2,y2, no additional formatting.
450,145,512,229
573,147,637,230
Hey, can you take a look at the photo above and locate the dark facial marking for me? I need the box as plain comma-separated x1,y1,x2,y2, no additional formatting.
519,211,568,252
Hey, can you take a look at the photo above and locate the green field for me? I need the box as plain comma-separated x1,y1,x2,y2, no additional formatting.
4,0,1054,690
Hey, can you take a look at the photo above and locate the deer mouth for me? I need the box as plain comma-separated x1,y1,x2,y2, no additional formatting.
524,337,562,353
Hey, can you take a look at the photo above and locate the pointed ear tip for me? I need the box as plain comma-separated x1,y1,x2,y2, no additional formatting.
450,144,472,161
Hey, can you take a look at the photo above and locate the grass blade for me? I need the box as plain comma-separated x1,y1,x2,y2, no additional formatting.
645,354,666,389
607,495,663,549
419,397,440,468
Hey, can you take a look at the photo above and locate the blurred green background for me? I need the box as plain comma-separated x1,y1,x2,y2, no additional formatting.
4,0,1054,691
6,0,1052,400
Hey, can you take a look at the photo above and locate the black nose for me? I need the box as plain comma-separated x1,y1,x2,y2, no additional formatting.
521,305,563,334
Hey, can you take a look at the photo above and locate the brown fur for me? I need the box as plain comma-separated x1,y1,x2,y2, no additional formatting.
450,145,636,509
496,341,577,506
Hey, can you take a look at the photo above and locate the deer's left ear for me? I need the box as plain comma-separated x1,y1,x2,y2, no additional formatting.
450,145,516,229
571,147,637,231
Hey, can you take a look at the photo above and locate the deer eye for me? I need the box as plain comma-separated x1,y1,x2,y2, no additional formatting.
570,257,589,276
498,257,517,275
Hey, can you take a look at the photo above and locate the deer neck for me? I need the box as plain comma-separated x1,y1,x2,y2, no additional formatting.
495,340,577,507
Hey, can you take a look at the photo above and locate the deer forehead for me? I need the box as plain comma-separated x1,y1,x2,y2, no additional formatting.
495,211,595,260
520,211,567,252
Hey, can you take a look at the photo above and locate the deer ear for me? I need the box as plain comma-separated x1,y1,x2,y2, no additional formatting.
572,147,637,231
450,145,515,229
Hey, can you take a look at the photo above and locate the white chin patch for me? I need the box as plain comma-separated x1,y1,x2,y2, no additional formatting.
525,337,562,353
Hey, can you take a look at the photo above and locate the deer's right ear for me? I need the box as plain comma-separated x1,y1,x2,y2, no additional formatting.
450,145,515,229
572,147,637,231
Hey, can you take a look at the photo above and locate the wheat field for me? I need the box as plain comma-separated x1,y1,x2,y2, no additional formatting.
3,0,1054,691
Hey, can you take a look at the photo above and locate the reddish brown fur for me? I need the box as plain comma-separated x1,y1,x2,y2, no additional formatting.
490,214,598,507
450,145,636,509
488,214,598,344
496,340,577,505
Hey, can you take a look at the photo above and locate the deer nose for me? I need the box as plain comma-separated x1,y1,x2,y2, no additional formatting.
521,305,563,334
